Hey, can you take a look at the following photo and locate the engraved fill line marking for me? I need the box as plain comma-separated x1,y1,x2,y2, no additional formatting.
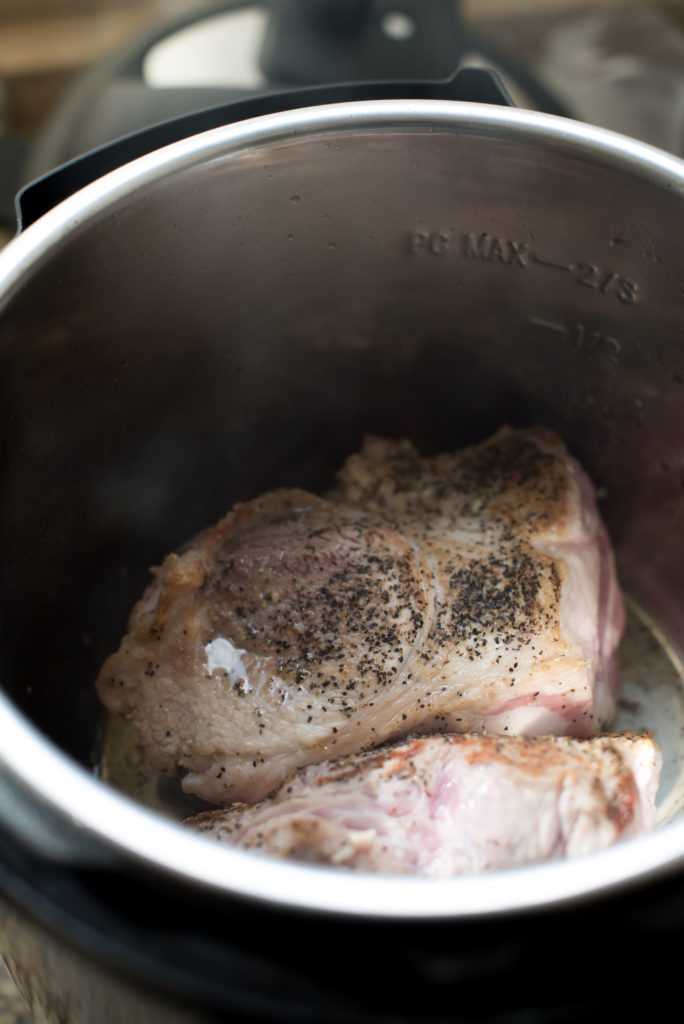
528,317,622,358
528,316,567,334
532,254,573,271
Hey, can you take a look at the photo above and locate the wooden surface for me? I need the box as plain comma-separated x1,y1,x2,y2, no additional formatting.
0,962,31,1024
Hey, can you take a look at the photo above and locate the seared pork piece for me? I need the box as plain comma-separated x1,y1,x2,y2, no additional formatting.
334,427,625,736
95,427,624,805
186,732,661,875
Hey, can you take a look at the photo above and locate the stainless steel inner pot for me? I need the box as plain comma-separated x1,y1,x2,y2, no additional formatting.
1,99,684,921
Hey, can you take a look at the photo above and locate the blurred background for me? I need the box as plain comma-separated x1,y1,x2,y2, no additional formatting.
0,1,682,138
3,0,684,244
1,0,684,1018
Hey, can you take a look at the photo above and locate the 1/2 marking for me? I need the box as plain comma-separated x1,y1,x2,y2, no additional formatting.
529,316,621,361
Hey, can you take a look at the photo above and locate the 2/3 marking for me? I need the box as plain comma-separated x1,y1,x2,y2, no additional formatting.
575,262,638,305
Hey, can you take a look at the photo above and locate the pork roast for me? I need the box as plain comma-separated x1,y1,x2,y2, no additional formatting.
95,427,625,804
186,731,660,875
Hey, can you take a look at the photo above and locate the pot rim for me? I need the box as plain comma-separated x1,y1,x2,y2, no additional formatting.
1,99,684,919
2,684,684,918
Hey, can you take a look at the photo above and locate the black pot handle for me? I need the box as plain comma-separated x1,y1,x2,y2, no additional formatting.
16,66,513,231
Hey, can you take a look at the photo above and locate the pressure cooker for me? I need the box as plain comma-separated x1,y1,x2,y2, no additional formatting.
1,21,684,1023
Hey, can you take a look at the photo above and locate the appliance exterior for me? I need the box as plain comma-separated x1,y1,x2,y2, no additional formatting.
1,100,684,1019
